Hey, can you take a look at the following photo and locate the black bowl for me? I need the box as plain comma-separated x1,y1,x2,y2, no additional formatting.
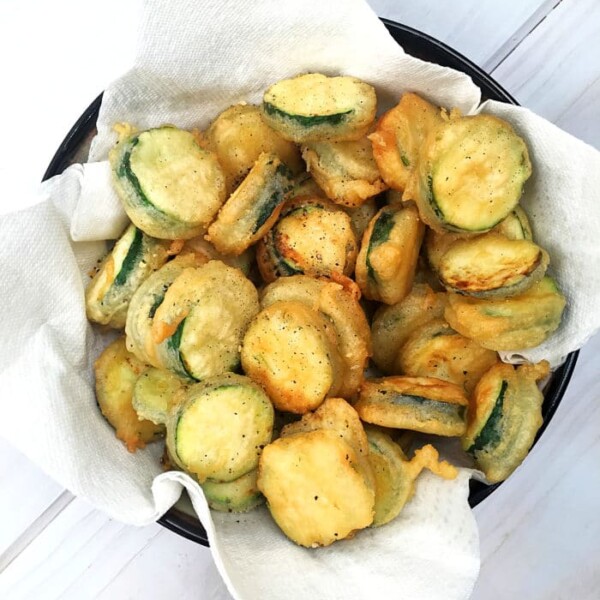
44,19,579,547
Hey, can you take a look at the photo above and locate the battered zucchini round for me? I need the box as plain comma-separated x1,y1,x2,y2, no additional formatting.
206,153,295,255
413,114,532,233
397,319,498,395
241,300,344,414
86,225,173,328
355,376,468,437
257,197,358,282
94,337,164,452
444,276,566,350
343,197,378,240
463,361,549,483
110,126,226,239
125,253,208,367
201,469,264,513
257,429,375,547
151,260,259,380
183,235,254,276
132,367,187,425
369,93,443,192
355,203,425,304
366,428,457,527
438,233,549,298
206,103,303,192
371,284,447,374
302,136,387,207
260,276,371,399
166,373,274,482
262,73,377,143
494,206,533,240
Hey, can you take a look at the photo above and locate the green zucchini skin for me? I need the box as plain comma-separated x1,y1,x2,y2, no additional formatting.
201,469,264,513
86,224,172,329
166,373,274,483
110,126,226,239
365,210,396,280
463,361,549,483
207,153,294,256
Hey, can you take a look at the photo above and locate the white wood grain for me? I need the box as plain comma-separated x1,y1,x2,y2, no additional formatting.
492,0,600,147
369,0,558,69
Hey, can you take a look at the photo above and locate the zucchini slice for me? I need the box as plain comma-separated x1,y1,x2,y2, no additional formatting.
355,203,425,304
132,367,188,425
463,361,549,483
94,337,164,452
201,469,264,513
183,235,255,276
288,173,325,200
438,233,549,298
86,224,173,328
302,136,387,207
398,318,498,395
260,275,371,399
166,373,274,482
493,206,533,241
257,429,375,547
413,114,532,233
424,229,463,274
343,197,378,240
110,126,226,239
371,284,447,374
125,253,207,367
206,103,302,192
369,93,443,193
444,276,566,351
262,73,377,143
152,260,259,380
206,153,295,255
281,397,375,493
257,197,358,282
241,300,344,414
355,376,468,437
366,428,457,527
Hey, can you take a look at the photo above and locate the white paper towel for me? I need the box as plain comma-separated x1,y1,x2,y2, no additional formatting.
2,0,600,599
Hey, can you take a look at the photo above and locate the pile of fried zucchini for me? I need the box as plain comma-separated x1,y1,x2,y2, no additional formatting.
86,73,566,548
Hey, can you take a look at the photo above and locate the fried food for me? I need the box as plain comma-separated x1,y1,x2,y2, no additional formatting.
355,203,425,304
302,136,387,207
94,337,164,452
355,376,468,436
201,469,264,513
444,276,566,350
463,361,549,483
132,367,187,425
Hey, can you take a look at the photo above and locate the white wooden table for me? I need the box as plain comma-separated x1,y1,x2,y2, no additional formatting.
1,1,599,598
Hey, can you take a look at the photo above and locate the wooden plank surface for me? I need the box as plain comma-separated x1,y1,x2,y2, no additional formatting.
0,1,598,598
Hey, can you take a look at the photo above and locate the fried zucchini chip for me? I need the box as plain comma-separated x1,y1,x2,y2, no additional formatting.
355,203,425,304
132,367,188,425
206,104,302,192
368,93,443,192
444,276,566,350
183,235,255,276
371,284,446,374
494,206,533,241
438,233,549,298
261,276,371,399
356,376,468,436
366,428,457,526
281,397,375,492
94,337,164,452
288,173,326,200
201,469,264,513
206,153,295,255
257,429,375,547
343,197,379,240
463,361,549,483
86,224,173,328
398,319,498,395
110,126,226,239
262,73,377,143
424,229,463,274
125,253,208,367
413,114,532,234
151,260,259,380
166,373,274,482
241,300,344,413
302,136,388,207
257,196,358,282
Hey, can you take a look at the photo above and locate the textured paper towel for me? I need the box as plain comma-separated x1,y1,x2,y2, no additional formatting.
2,0,600,598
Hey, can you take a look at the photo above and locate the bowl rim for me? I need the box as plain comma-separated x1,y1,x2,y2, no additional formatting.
43,18,579,548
